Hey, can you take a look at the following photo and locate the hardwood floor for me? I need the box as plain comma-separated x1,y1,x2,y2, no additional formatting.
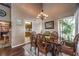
0,46,25,56
0,44,71,56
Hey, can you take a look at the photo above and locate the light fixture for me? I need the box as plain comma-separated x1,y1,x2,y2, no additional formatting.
36,10,48,33
36,10,48,20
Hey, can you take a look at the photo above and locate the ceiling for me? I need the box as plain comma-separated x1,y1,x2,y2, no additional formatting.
13,3,42,18
13,3,77,19
43,3,77,19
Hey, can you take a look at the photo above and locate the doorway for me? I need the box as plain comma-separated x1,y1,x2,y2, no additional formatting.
25,21,32,43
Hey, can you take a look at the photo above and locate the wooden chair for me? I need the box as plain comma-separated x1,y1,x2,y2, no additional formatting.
49,31,59,55
37,34,49,56
60,33,79,56
50,31,58,43
30,31,37,54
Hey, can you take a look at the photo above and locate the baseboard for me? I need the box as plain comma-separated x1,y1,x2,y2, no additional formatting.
12,42,26,48
25,41,30,44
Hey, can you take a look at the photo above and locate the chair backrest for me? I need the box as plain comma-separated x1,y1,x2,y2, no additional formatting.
37,34,43,42
30,31,37,43
37,34,46,46
50,31,58,42
31,31,36,36
73,33,79,54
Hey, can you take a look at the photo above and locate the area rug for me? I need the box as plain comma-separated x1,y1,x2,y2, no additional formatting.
23,43,69,56
23,43,52,56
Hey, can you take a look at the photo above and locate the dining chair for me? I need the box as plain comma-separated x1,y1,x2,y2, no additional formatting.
49,31,60,55
50,31,58,43
30,31,37,55
37,34,49,56
60,33,79,56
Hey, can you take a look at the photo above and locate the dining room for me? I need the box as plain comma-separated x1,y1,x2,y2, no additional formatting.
10,3,79,56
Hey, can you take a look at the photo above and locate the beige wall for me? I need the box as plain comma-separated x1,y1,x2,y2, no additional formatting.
75,7,79,55
76,8,79,33
0,5,10,21
11,4,25,48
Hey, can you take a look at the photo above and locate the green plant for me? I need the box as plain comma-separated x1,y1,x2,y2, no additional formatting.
60,18,75,42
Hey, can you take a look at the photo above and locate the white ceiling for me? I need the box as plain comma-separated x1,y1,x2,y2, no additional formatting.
14,3,42,18
13,3,77,19
43,3,77,19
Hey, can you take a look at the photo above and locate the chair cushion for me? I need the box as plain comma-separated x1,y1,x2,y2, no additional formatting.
62,45,74,55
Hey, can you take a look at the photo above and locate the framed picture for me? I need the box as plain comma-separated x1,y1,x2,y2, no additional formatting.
45,21,54,29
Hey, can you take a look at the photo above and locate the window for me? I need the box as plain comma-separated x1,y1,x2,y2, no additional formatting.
58,16,75,42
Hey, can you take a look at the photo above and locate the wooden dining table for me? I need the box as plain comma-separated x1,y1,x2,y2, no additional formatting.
45,36,61,56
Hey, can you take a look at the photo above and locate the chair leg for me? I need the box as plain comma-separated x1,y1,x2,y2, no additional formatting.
45,53,47,56
45,49,47,56
38,48,39,56
35,47,36,55
30,46,31,51
30,44,32,51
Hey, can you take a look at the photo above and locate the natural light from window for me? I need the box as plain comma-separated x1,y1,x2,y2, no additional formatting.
58,16,75,42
